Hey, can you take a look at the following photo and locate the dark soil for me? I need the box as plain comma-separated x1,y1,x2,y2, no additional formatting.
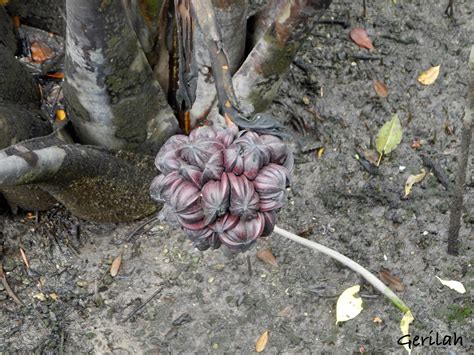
1,0,473,353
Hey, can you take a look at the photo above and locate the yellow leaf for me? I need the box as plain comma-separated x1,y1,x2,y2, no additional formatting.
404,169,426,197
110,254,122,277
400,310,414,354
255,330,269,352
375,114,403,164
435,276,466,294
33,292,46,301
0,0,10,5
56,109,66,121
418,65,440,85
317,147,325,158
49,293,59,301
336,285,363,324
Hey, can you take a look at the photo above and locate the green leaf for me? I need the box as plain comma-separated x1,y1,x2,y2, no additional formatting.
376,114,403,156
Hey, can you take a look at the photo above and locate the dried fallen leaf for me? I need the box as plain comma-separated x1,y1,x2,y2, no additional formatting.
30,42,54,63
256,248,278,267
362,149,380,166
400,310,414,354
33,292,46,301
375,114,403,165
336,285,363,324
277,306,292,317
19,248,30,269
46,72,65,79
435,276,466,294
379,269,405,291
350,28,374,50
302,96,310,105
444,122,454,135
417,65,440,85
0,0,10,5
110,254,122,277
317,147,325,158
49,293,59,301
255,330,269,352
404,169,426,197
56,109,66,122
373,80,388,98
410,137,421,149
372,316,383,323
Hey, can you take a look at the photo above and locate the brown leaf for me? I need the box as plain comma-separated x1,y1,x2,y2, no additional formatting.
30,42,54,63
373,80,388,98
350,28,373,50
255,330,269,352
379,268,405,291
277,306,292,317
410,137,422,149
256,248,278,267
110,254,122,277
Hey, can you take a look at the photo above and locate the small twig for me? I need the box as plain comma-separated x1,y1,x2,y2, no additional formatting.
122,286,164,322
444,0,454,18
0,263,24,306
247,255,252,276
124,215,160,243
273,226,410,313
447,46,473,255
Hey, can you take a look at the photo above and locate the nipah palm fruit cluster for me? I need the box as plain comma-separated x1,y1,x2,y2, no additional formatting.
150,124,293,252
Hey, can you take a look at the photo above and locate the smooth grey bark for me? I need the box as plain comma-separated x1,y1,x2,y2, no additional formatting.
0,133,157,222
233,0,332,114
64,0,178,155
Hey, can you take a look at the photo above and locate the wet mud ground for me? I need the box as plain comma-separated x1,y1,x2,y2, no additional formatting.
1,0,473,353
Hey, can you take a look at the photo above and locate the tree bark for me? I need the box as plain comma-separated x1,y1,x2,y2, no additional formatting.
233,0,331,114
175,0,248,126
64,0,178,155
0,133,157,222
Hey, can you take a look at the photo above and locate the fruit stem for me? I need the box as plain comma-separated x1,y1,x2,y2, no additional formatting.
273,225,410,313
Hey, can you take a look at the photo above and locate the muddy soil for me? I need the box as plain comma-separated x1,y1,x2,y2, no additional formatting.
1,0,473,353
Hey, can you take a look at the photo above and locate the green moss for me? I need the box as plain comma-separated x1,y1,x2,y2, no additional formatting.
445,303,472,324
260,34,298,78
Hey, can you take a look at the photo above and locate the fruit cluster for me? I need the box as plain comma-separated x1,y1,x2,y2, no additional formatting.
150,125,293,251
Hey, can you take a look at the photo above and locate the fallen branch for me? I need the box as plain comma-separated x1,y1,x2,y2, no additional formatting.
273,226,410,313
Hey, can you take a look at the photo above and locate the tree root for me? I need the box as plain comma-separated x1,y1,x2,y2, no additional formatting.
0,134,158,222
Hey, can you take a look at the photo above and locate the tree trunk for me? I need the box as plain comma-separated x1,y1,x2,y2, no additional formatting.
0,0,332,222
64,0,178,155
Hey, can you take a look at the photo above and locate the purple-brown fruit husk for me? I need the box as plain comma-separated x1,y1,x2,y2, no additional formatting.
201,173,230,225
220,213,265,251
227,173,260,220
